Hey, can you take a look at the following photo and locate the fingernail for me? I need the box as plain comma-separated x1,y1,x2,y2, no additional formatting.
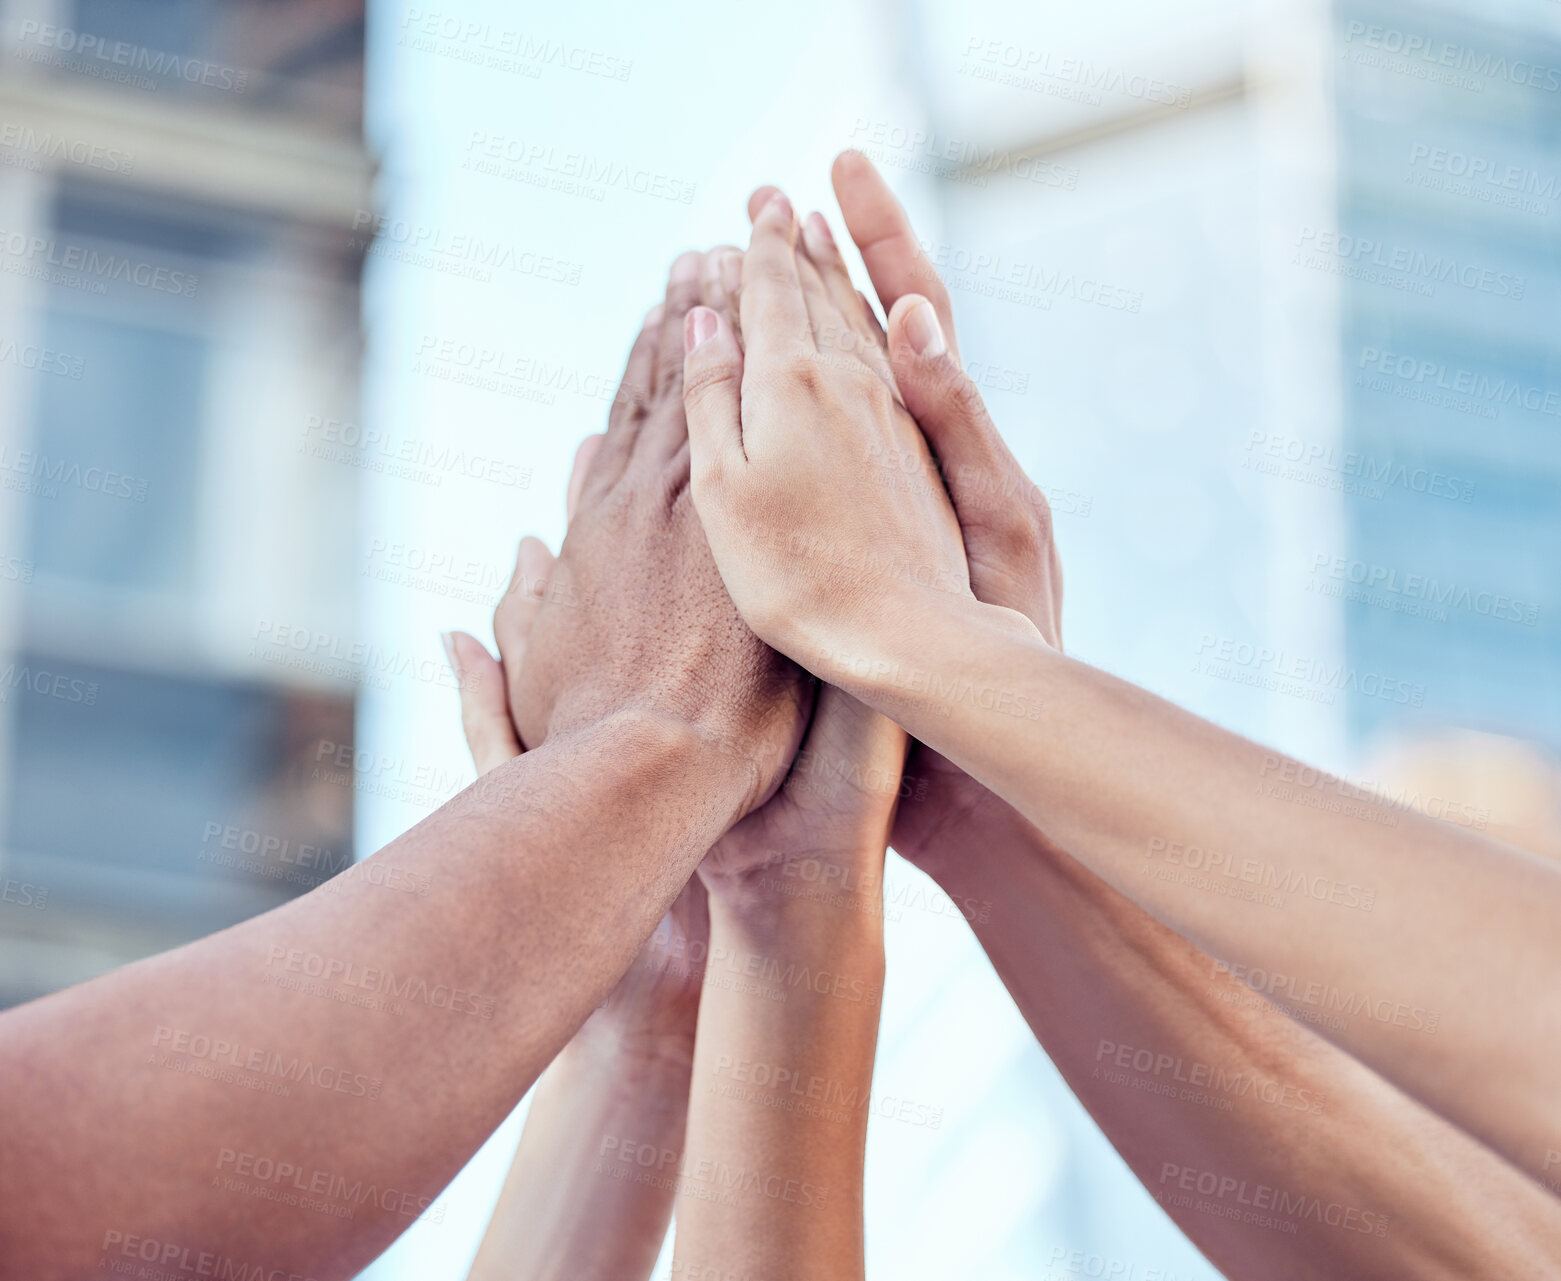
670,251,703,284
686,306,719,353
807,212,835,246
718,250,743,298
905,299,946,359
440,631,462,679
766,190,793,223
644,303,665,328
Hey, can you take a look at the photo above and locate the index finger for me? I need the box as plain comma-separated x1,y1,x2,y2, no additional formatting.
830,149,959,362
741,189,813,359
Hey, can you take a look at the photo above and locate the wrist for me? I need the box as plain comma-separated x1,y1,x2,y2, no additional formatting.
537,708,759,825
707,862,887,954
820,593,1048,740
569,1002,700,1075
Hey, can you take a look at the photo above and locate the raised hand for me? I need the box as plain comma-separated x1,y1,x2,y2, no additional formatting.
679,193,977,683
817,151,1062,871
500,251,814,823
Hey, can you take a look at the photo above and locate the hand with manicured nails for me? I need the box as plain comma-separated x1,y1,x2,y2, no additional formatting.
708,151,1064,874
499,250,814,824
679,190,973,675
817,150,1063,872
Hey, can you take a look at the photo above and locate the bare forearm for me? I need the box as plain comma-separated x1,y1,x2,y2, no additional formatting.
920,799,1561,1277
834,594,1561,1181
468,1019,695,1281
674,888,884,1281
0,713,746,1281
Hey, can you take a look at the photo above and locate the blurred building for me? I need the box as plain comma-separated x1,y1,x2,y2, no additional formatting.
1334,0,1561,817
0,0,373,1006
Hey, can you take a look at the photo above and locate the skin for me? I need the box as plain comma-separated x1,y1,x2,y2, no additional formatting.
673,239,903,1281
458,522,708,1281
0,254,807,1281
680,151,1561,1269
466,256,891,1281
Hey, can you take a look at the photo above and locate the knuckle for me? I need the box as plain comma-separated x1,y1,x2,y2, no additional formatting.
1027,487,1054,544
778,355,825,399
752,260,799,293
945,370,990,425
682,360,740,410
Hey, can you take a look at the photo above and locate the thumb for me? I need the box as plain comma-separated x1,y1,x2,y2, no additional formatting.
682,305,746,491
444,631,522,775
886,294,1026,513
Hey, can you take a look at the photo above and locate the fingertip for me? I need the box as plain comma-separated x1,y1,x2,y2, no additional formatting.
566,435,605,523
685,305,722,355
832,148,871,179
669,250,703,288
447,630,500,692
516,536,553,595
888,294,947,361
747,184,782,224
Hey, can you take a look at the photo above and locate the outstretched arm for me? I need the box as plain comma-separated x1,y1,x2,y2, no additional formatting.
928,797,1561,1278
454,619,707,1281
738,162,1561,1275
0,257,810,1281
674,247,901,1281
679,158,1561,1190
